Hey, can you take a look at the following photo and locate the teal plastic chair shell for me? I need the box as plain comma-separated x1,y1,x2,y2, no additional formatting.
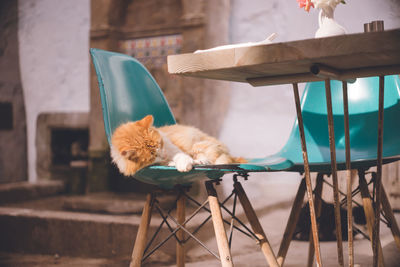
259,75,400,172
90,48,176,144
90,48,274,188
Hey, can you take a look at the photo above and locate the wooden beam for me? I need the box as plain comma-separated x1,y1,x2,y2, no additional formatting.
205,181,234,267
277,178,306,266
307,173,324,267
248,65,400,87
176,193,186,267
358,172,385,267
130,193,155,267
234,181,279,267
381,185,400,251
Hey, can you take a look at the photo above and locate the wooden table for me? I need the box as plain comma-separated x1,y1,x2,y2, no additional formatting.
168,29,400,267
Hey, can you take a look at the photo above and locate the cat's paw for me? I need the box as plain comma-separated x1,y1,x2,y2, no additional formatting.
172,153,194,172
193,154,210,165
167,161,176,167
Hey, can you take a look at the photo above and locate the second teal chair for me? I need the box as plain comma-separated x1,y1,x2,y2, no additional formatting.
274,76,400,170
265,76,400,266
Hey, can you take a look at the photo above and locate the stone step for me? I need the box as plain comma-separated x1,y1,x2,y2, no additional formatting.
0,206,175,263
0,180,65,204
0,190,247,265
0,206,139,258
0,252,129,267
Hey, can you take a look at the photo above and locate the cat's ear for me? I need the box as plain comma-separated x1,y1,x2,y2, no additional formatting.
138,115,154,128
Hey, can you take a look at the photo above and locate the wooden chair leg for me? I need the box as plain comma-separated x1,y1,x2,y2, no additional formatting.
277,178,306,266
234,181,279,267
130,193,155,267
381,185,400,251
346,169,356,267
358,172,385,267
205,181,234,267
307,173,324,267
176,193,186,267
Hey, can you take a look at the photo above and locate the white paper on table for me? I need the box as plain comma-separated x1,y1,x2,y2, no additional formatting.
194,33,277,53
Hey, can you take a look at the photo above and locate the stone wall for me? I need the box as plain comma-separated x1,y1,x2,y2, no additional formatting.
0,0,27,183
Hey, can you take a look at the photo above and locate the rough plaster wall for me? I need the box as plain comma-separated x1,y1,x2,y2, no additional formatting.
0,0,27,183
18,0,90,182
220,0,400,197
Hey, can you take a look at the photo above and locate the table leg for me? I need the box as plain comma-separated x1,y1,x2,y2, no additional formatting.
325,79,344,266
373,75,385,267
342,81,354,267
292,83,323,267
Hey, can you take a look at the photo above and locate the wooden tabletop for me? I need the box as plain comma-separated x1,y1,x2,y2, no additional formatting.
168,29,400,86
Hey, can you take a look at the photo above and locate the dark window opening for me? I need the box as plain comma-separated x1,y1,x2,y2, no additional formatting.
51,128,88,166
0,102,13,130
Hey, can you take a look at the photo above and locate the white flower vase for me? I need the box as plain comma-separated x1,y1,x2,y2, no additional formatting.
315,6,346,38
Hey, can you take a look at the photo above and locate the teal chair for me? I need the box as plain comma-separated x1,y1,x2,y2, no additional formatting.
89,49,287,189
90,48,286,267
266,76,400,266
272,76,400,171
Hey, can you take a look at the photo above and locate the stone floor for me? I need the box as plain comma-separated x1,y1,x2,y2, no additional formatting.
0,176,399,266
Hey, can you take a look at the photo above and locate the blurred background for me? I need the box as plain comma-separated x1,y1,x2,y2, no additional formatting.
0,0,400,265
1,0,399,196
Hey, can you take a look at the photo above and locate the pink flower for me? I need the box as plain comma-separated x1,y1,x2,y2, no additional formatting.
297,0,314,12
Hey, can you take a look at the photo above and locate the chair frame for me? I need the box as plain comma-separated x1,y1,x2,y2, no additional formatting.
130,174,280,267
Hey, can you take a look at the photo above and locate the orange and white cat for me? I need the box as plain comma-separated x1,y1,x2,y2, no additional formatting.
111,115,245,176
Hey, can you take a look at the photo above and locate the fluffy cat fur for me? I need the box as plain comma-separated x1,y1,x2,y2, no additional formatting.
111,115,245,176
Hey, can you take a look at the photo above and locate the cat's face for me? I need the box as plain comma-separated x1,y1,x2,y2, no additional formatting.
111,115,162,174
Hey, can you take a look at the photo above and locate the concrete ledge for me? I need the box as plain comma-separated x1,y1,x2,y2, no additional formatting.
0,207,172,259
0,252,129,267
0,180,65,204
